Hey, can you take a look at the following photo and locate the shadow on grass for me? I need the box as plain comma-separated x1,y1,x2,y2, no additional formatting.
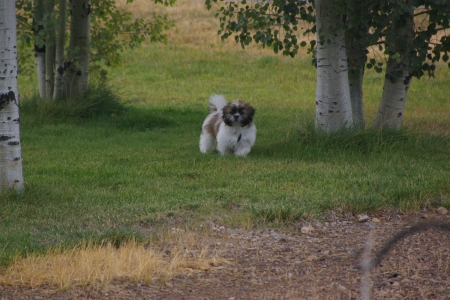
106,105,204,131
253,122,450,161
20,89,205,132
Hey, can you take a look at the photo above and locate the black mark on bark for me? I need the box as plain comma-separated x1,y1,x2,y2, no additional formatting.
0,135,13,141
0,91,16,110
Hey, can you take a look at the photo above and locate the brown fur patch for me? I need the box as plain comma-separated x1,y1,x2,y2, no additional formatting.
208,105,218,113
204,113,221,138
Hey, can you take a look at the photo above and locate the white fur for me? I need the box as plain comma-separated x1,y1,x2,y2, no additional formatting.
208,94,227,111
216,122,256,156
199,95,256,156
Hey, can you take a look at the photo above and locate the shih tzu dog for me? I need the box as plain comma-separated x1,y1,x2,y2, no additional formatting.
199,94,256,156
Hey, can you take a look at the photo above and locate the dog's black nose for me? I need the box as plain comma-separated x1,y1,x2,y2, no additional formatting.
233,114,240,119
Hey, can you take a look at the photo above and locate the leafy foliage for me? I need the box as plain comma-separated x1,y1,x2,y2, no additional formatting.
205,0,316,58
206,0,450,79
90,0,175,78
16,0,176,79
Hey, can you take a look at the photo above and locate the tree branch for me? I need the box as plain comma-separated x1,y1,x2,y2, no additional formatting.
414,10,431,18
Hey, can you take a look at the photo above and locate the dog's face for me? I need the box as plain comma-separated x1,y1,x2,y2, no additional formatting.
222,100,255,127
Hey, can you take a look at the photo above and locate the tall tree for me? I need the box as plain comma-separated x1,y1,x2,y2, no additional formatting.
373,1,415,130
44,0,56,100
207,0,450,132
32,0,46,98
314,0,353,132
0,0,25,192
16,0,175,101
344,0,373,129
64,0,91,99
53,0,67,101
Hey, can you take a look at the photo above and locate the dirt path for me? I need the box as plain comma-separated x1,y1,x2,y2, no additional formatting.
1,210,449,299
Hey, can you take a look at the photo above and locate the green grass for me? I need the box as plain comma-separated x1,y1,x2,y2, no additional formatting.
1,38,449,266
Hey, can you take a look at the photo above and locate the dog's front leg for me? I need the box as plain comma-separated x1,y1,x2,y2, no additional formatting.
217,142,232,155
233,142,251,156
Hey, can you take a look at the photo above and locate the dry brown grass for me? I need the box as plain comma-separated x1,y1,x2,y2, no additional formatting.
0,229,228,290
116,0,312,57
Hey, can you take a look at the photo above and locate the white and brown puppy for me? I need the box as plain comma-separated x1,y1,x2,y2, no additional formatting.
200,94,256,156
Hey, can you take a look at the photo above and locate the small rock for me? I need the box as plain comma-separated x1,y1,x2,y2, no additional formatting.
421,214,429,219
226,228,237,234
358,214,370,223
301,226,314,234
335,283,348,292
270,231,280,239
436,207,448,215
372,217,381,223
306,255,318,261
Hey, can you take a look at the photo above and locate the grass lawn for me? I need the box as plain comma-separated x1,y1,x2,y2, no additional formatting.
1,1,449,267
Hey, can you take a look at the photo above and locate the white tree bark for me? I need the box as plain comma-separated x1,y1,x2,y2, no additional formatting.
33,0,46,99
314,0,353,133
0,0,25,192
53,0,67,101
64,0,91,99
373,64,412,130
373,3,414,130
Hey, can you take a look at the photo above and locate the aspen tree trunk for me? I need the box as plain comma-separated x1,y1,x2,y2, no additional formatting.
33,0,46,99
345,1,370,129
53,0,67,101
347,66,364,128
44,0,55,100
373,3,414,130
373,62,412,130
346,38,365,129
314,0,353,133
64,0,91,99
0,0,25,192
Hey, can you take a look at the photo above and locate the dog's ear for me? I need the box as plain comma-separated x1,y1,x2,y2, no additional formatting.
239,104,255,127
248,106,255,118
242,105,255,120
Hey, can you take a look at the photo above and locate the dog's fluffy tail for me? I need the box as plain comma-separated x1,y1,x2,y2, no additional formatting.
208,94,227,113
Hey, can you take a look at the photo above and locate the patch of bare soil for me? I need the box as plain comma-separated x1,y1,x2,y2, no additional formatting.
1,210,450,300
